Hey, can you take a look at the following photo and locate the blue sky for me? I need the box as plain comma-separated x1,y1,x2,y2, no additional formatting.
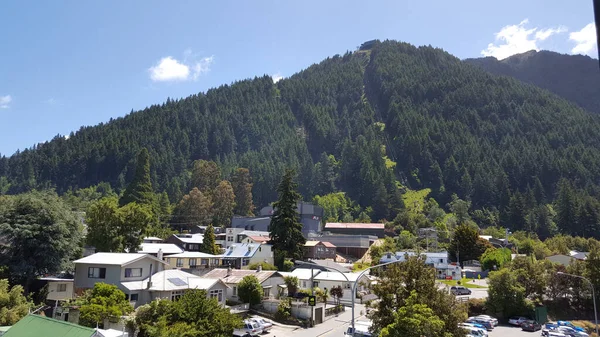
0,0,596,155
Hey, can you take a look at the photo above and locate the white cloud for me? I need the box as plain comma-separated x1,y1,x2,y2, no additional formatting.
0,95,11,109
44,98,57,105
481,19,568,60
570,23,598,56
149,51,214,82
272,72,284,83
149,56,190,82
192,56,214,80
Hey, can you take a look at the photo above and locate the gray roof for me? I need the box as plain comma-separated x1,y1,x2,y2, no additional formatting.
74,253,167,266
220,243,261,258
202,268,280,284
170,233,204,244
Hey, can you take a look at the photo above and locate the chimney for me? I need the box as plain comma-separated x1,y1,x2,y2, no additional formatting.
226,265,232,277
157,248,163,261
147,264,153,289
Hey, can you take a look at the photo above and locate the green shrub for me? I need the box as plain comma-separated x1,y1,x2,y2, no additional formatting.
275,299,291,321
247,261,278,271
468,298,487,316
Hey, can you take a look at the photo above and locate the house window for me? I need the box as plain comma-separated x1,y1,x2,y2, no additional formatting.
88,267,106,279
130,293,138,301
302,281,307,288
125,268,142,278
233,286,237,296
439,258,444,263
313,281,319,288
57,284,67,292
201,259,209,265
227,236,234,242
165,258,170,264
171,290,185,301
176,258,183,267
190,244,199,250
263,288,270,298
259,246,262,252
242,259,249,266
210,289,223,302
345,283,351,289
189,258,197,267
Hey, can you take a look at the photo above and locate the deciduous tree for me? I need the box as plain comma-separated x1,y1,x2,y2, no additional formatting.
191,160,221,195
173,187,213,228
0,279,30,325
238,275,263,305
212,180,235,227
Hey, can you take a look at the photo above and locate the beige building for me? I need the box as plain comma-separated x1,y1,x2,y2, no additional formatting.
165,251,221,271
202,268,284,301
41,276,75,302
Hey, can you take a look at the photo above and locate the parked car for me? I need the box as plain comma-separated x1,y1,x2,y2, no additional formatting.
461,327,486,336
233,321,263,337
541,330,568,337
556,327,589,337
557,321,587,332
459,323,488,336
466,317,493,331
450,286,472,295
249,318,273,333
475,315,498,327
521,320,542,332
508,316,530,326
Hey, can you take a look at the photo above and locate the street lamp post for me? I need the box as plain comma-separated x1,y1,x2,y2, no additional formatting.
350,259,405,334
557,271,598,335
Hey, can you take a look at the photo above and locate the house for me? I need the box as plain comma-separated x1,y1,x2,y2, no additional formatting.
191,225,224,235
310,234,378,259
165,251,222,273
137,243,183,256
3,314,98,337
570,250,589,260
311,271,372,303
380,251,462,280
40,274,75,302
242,235,270,245
202,267,285,301
73,253,167,298
279,268,322,289
121,269,228,307
231,201,323,237
223,228,270,248
306,259,351,273
547,254,576,266
142,237,164,244
303,241,336,260
323,223,385,238
165,233,204,252
220,243,274,269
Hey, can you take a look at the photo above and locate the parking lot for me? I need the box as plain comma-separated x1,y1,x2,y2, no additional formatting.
489,325,542,337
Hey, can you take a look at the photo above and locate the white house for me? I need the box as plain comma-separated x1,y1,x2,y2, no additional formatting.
380,251,462,280
220,243,274,269
201,267,284,301
40,275,75,302
279,268,321,289
120,269,228,307
73,253,167,300
311,271,372,303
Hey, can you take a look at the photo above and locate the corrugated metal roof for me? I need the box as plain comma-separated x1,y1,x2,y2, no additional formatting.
324,223,385,229
202,268,279,284
3,314,96,337
221,243,261,258
246,236,269,243
74,253,166,266
166,252,218,258
304,241,320,247
171,233,204,244
321,241,336,248
138,243,184,255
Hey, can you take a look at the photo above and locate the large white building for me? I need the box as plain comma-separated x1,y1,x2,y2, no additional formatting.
379,251,462,280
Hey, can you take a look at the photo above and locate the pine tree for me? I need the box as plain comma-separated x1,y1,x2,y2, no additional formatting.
119,148,154,207
232,168,254,216
555,179,578,234
200,224,220,255
212,180,236,227
191,160,221,195
268,169,306,261
158,191,171,217
460,168,473,201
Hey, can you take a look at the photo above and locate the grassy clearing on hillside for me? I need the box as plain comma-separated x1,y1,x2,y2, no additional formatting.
402,188,431,214
440,278,487,288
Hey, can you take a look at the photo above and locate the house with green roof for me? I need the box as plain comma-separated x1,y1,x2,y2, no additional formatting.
3,314,100,337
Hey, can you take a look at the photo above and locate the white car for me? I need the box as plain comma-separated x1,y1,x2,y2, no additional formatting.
557,326,589,337
475,315,498,327
508,316,529,326
459,323,488,336
249,318,273,333
233,321,263,337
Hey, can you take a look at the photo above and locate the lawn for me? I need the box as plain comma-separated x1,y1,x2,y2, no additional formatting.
440,278,487,288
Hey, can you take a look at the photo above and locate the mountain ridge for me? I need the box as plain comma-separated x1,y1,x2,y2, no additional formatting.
2,40,600,227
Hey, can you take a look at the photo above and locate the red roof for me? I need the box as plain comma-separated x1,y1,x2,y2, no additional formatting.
321,241,336,248
324,222,385,229
247,235,270,243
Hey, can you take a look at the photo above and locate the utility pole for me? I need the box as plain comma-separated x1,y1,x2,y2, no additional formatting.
310,265,314,326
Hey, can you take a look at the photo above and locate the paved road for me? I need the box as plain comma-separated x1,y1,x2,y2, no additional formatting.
489,325,541,337
259,304,368,337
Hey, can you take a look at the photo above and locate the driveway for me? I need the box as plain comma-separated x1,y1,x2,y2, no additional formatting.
489,325,542,337
258,304,368,337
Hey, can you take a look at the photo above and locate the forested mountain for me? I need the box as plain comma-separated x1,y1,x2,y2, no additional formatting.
465,50,600,114
3,40,600,230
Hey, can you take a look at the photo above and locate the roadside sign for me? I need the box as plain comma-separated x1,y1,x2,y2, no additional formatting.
308,296,316,306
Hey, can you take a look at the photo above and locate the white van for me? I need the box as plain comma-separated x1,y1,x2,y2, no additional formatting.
345,322,373,337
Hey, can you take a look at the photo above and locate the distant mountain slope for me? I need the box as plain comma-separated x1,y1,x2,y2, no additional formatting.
465,50,600,114
3,41,600,223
